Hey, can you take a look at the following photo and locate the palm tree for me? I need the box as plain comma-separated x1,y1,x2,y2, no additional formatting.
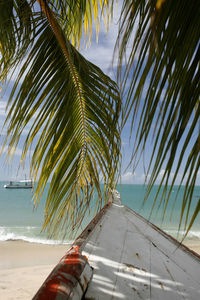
1,0,199,235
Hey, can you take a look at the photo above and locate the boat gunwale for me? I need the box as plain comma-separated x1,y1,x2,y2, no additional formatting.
124,205,200,261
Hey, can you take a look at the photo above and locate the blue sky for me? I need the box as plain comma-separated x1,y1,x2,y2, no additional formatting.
0,4,199,185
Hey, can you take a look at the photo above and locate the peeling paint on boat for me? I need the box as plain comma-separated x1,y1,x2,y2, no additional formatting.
33,246,93,299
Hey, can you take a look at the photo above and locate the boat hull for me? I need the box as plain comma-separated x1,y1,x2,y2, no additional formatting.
33,190,200,299
4,185,32,189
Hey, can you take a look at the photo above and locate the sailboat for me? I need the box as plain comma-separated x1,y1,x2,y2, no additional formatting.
33,190,200,299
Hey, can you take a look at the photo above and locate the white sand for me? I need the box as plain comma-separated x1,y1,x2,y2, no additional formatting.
0,264,55,299
0,241,71,299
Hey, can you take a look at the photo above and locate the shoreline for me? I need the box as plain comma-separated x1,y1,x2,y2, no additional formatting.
0,239,200,299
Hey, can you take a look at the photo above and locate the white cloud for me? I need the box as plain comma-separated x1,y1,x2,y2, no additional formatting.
121,171,136,183
1,145,22,156
0,101,7,116
152,169,200,186
157,169,166,179
120,169,200,186
121,171,152,184
1,145,34,157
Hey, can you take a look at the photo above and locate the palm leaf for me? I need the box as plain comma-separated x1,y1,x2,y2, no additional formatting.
0,0,36,81
2,1,121,235
0,0,113,82
117,0,200,232
42,0,114,48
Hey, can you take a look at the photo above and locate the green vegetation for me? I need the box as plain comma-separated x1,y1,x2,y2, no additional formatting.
0,0,199,236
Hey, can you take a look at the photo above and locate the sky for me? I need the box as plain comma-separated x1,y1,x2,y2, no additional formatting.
0,3,199,185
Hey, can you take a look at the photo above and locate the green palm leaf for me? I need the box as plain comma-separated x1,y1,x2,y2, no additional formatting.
2,0,121,235
0,0,113,81
0,0,36,81
38,0,113,48
117,0,200,232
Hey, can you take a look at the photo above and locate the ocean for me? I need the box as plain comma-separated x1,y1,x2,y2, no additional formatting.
0,182,200,245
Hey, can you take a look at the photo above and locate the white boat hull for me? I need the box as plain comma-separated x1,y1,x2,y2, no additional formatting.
4,179,33,189
4,184,32,189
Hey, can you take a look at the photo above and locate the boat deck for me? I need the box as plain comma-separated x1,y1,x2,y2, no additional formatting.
34,191,200,299
82,192,200,299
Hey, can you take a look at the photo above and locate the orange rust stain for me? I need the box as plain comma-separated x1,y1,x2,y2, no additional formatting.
158,281,164,290
34,247,88,299
136,252,140,259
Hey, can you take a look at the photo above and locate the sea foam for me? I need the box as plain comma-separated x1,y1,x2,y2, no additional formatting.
0,226,72,245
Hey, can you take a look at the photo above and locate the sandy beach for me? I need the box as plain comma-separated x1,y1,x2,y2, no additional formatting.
182,240,200,257
0,241,71,299
0,240,200,299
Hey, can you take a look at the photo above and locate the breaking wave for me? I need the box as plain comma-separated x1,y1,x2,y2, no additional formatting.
165,229,200,240
0,226,72,245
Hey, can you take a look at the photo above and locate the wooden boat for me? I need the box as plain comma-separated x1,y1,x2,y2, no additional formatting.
4,179,33,189
33,190,200,299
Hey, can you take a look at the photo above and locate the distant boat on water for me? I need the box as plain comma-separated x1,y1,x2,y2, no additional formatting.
4,179,33,189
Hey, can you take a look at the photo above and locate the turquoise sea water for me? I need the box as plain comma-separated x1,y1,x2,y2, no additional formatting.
0,182,200,244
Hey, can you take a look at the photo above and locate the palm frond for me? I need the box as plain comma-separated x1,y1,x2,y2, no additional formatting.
0,0,37,82
2,1,121,235
117,0,200,232
47,0,114,48
0,0,114,82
